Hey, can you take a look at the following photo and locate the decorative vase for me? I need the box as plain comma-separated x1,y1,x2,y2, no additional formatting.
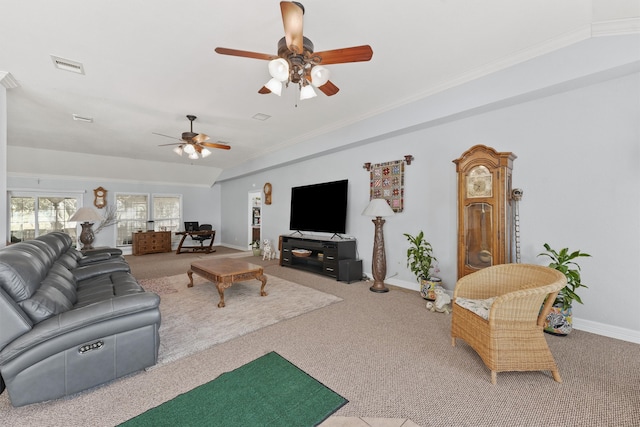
544,303,573,335
420,276,441,301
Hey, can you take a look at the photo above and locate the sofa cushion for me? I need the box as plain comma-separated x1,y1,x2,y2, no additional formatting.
55,253,78,270
18,281,74,323
42,265,77,304
76,271,143,307
0,251,49,302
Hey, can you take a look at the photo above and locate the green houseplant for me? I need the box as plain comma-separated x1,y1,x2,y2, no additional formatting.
251,240,261,256
538,243,591,335
404,231,438,299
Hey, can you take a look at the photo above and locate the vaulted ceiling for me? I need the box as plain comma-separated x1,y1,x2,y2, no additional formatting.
2,1,638,182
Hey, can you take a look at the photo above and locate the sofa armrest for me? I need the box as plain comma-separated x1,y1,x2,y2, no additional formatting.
0,292,160,365
76,252,112,265
72,261,130,281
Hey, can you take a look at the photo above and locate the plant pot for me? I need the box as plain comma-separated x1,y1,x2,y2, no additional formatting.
420,277,441,301
252,248,261,257
544,303,572,336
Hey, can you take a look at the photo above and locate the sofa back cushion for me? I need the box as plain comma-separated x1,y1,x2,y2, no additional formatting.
34,233,68,258
0,249,49,302
18,281,74,323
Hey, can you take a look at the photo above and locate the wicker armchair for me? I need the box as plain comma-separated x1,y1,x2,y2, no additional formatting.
451,263,567,384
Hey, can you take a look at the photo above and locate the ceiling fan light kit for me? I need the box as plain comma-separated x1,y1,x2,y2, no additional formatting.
265,77,283,96
215,1,373,100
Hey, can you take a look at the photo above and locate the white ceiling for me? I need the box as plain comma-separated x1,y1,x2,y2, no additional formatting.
1,1,638,177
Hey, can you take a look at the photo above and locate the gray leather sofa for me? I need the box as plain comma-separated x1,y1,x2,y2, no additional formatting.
0,232,161,406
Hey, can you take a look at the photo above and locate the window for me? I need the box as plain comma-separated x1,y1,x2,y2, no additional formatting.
9,193,80,243
115,193,182,246
153,195,181,232
116,194,148,246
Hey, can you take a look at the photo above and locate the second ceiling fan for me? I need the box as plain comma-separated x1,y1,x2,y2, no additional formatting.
154,115,230,160
215,1,373,99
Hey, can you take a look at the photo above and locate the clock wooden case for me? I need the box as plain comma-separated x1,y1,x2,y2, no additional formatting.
453,145,517,279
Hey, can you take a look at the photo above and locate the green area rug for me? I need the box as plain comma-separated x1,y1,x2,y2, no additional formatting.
120,352,348,427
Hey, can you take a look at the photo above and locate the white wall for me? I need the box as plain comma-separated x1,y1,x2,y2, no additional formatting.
218,72,640,342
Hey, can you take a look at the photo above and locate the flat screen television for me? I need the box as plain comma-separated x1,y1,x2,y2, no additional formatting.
289,179,348,235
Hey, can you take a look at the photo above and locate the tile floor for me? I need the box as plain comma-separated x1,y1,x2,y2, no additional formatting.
320,416,421,427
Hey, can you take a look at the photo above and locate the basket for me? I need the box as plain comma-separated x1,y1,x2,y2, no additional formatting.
292,249,312,257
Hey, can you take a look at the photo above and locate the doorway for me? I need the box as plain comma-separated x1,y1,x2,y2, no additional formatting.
248,191,262,249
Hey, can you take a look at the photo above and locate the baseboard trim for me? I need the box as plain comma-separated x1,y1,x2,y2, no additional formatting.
386,276,640,344
573,318,640,344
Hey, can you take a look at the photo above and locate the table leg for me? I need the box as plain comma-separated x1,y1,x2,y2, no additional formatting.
187,269,194,287
176,234,188,254
257,274,268,297
216,282,226,308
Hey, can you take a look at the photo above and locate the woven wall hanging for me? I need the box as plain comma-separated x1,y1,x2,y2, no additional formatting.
368,159,406,212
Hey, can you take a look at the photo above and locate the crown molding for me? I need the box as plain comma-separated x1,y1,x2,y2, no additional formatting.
592,17,640,37
0,71,19,89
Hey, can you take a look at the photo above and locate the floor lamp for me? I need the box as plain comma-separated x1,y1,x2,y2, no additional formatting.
362,198,395,293
69,207,103,250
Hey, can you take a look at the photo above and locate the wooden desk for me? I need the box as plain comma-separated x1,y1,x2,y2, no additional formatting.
175,230,216,254
187,258,267,308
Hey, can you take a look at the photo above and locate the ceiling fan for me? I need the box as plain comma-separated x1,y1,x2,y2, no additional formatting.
154,115,230,159
215,1,373,100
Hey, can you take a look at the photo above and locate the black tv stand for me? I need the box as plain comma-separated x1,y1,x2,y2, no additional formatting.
280,235,361,282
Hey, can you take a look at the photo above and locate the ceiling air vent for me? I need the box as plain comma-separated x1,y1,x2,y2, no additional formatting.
72,114,93,123
252,113,271,121
51,55,85,74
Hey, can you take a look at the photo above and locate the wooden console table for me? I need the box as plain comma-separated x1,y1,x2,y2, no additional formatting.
175,230,216,254
132,231,172,256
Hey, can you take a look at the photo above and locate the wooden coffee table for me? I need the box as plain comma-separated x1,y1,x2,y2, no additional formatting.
187,258,267,308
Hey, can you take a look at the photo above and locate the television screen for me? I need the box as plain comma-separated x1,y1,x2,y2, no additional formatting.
289,179,348,234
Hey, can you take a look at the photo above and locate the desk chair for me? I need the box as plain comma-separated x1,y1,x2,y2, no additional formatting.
192,224,213,248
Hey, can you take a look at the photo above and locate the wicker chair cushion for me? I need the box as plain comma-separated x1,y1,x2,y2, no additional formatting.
455,297,496,320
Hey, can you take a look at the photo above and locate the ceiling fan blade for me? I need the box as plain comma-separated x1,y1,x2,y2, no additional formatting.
152,132,182,141
193,133,210,143
317,80,339,96
280,1,304,53
215,47,276,61
314,45,374,65
258,86,271,94
201,142,231,150
157,142,182,147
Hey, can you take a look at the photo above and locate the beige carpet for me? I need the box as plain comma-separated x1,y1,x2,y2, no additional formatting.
141,273,342,367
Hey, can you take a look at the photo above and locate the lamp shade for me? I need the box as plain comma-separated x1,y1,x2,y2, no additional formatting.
188,151,199,160
201,148,212,158
173,145,184,156
268,58,290,81
69,207,103,223
299,84,317,100
362,198,394,217
265,78,283,96
183,143,196,154
310,65,331,87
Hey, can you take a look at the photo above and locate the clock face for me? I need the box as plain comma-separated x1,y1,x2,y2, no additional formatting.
466,166,492,198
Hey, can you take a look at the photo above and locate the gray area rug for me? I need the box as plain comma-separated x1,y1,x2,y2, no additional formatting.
141,273,343,367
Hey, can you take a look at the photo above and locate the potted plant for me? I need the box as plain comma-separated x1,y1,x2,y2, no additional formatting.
404,231,439,300
538,243,591,335
251,240,261,257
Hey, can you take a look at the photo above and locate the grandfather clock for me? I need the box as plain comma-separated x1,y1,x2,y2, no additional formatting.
453,145,517,279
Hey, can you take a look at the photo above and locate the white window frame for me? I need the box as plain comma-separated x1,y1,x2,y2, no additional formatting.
7,189,84,244
114,192,183,247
